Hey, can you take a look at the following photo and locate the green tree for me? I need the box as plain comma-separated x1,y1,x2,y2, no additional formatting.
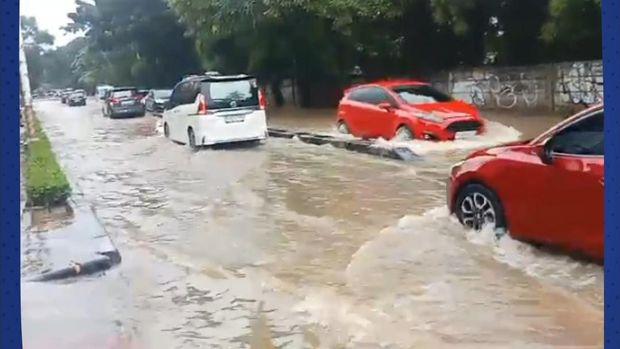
21,16,55,90
64,0,202,88
542,0,602,61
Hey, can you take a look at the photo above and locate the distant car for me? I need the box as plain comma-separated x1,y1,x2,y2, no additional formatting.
96,85,114,101
336,79,485,141
67,90,87,106
60,89,74,104
137,90,149,104
447,104,604,262
144,89,172,115
162,74,267,149
102,87,146,118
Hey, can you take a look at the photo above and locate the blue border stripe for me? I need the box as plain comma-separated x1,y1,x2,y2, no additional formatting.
0,0,23,347
603,0,620,346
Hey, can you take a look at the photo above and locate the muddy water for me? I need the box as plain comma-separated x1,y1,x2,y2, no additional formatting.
22,100,601,349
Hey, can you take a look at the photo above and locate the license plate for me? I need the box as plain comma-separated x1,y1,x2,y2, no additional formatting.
225,115,245,123
121,101,133,106
455,131,477,139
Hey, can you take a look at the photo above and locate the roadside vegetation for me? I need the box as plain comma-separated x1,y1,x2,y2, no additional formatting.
25,117,71,207
26,0,602,106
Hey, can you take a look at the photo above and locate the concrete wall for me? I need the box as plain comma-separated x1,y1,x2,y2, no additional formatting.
433,60,603,112
270,60,603,112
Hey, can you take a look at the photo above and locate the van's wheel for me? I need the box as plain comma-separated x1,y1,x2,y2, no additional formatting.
188,128,197,150
164,123,170,138
337,120,350,134
394,125,414,141
455,183,507,233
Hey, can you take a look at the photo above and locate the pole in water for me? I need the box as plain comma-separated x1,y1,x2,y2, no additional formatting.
18,21,36,139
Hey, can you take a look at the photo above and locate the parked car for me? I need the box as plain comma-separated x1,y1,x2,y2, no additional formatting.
102,87,146,118
447,104,604,262
144,89,173,115
162,74,267,149
60,88,74,104
336,79,485,141
67,90,87,106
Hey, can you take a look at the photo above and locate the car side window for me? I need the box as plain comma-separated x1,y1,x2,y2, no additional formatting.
365,87,397,106
348,87,370,103
348,87,396,107
549,111,604,156
170,82,192,108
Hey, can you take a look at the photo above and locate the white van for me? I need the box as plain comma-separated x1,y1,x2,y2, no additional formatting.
96,85,114,100
162,74,268,148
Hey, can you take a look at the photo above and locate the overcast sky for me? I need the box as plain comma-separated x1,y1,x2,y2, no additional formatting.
20,0,82,46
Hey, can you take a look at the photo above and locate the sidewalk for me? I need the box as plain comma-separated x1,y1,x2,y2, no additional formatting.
20,125,121,282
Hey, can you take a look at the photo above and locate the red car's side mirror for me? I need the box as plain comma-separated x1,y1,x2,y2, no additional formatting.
538,142,554,165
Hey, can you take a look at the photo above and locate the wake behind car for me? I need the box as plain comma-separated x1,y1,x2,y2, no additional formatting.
162,74,267,149
145,89,172,115
67,90,87,106
102,87,146,118
337,79,485,141
447,104,604,262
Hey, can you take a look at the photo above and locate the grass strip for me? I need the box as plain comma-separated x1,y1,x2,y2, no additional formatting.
25,116,71,206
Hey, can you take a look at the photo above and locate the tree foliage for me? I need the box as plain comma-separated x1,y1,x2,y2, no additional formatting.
36,0,602,105
21,16,55,90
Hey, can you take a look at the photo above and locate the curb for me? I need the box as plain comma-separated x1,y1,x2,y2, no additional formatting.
24,203,123,283
268,128,421,161
29,251,121,282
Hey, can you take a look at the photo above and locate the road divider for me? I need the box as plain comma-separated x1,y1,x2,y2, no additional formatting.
268,128,421,161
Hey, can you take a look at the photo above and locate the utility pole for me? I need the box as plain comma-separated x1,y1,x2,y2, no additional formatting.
18,19,35,139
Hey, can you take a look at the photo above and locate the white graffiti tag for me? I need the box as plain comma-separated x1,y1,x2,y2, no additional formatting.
557,62,603,106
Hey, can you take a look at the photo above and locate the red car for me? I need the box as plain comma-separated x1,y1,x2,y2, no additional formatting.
447,104,604,262
336,79,485,141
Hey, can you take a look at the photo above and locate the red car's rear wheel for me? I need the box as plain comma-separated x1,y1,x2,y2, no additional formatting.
337,120,350,134
394,125,414,141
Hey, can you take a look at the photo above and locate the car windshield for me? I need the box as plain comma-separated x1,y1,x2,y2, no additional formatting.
202,79,258,109
71,92,85,97
391,84,453,104
154,90,172,99
112,90,136,98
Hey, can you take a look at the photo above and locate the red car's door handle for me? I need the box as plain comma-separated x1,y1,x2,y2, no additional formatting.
600,178,604,187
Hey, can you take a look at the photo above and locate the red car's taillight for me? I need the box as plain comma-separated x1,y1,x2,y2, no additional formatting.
197,94,208,115
259,88,266,110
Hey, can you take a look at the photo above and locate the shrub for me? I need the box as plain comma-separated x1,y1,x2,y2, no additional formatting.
25,117,71,206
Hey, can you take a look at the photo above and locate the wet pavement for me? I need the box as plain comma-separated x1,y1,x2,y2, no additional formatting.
21,99,602,348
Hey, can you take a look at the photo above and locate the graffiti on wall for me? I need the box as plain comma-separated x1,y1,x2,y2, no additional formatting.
451,72,540,109
556,62,603,106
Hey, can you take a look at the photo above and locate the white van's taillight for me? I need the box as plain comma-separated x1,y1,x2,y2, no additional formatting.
198,94,208,115
259,88,266,110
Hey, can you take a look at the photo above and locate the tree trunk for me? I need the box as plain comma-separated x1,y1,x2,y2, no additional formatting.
270,79,284,107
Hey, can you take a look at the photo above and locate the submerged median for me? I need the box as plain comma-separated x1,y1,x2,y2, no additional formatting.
25,116,71,207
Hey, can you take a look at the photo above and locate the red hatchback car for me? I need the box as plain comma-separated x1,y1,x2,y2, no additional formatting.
447,104,604,262
337,79,486,141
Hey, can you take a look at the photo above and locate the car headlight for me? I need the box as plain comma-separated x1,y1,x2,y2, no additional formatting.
416,111,443,123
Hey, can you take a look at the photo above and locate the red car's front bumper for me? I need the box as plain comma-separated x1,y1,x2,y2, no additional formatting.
419,118,486,141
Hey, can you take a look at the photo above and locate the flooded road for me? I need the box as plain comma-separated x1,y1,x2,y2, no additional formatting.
22,100,602,348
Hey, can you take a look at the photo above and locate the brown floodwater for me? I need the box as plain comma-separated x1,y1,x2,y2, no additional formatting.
21,100,600,349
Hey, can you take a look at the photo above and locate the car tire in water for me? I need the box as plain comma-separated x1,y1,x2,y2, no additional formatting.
394,125,414,141
188,128,198,150
337,120,350,134
455,183,507,233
